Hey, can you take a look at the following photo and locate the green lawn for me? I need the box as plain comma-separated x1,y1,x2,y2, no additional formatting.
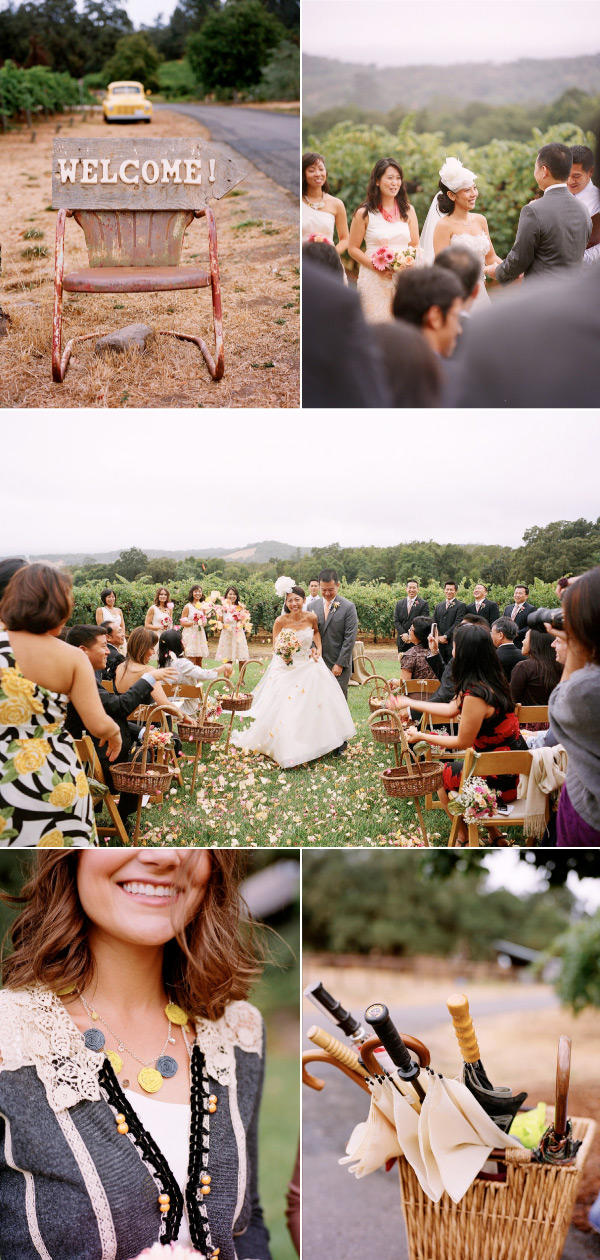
126,660,456,847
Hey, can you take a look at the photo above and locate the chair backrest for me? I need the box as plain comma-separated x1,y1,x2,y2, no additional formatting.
162,683,204,699
420,711,455,730
74,734,102,781
515,703,549,725
461,747,533,781
402,678,439,696
101,679,114,692
74,209,194,267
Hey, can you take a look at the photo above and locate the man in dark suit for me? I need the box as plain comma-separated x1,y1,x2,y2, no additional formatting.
100,620,126,681
465,583,500,628
491,617,524,681
433,581,467,663
303,261,391,408
65,624,176,829
503,584,536,647
393,580,430,655
313,568,358,754
490,143,590,286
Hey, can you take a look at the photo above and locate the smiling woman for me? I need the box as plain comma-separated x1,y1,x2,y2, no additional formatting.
0,850,272,1260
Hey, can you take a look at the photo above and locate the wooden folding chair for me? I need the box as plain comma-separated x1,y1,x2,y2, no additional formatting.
74,734,130,844
515,703,549,727
401,678,440,698
417,712,462,811
101,678,114,692
448,747,545,847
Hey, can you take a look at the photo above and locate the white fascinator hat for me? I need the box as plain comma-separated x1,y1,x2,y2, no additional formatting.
275,575,296,598
438,156,477,192
419,157,478,264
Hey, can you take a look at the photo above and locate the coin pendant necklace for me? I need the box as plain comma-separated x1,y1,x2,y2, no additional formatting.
79,993,189,1094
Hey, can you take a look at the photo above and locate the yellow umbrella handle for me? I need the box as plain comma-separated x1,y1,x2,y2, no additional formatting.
447,993,481,1064
307,1026,370,1078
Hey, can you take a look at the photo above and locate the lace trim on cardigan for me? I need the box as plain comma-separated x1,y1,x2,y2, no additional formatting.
0,1110,53,1260
0,988,262,1109
54,1107,118,1260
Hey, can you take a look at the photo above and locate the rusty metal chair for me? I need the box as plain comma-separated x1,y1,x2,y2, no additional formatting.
52,206,224,382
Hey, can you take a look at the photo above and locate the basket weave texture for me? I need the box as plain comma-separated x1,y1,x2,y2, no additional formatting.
398,1115,595,1260
177,719,224,743
382,763,443,798
220,693,253,712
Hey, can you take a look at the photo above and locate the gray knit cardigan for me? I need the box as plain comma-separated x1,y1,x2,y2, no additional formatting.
0,987,271,1260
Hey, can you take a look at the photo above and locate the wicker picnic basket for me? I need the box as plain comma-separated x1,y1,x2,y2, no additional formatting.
176,676,230,744
111,706,174,796
220,658,264,712
381,755,443,798
366,673,397,712
370,710,405,746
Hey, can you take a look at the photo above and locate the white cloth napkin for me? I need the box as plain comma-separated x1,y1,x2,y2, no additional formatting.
518,744,567,839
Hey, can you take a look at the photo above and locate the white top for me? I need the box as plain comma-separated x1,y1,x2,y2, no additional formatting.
302,201,336,242
124,1088,192,1245
100,606,122,628
576,179,600,216
148,605,173,630
363,209,411,257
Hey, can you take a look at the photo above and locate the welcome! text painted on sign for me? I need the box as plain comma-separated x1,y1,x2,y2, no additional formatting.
52,138,243,210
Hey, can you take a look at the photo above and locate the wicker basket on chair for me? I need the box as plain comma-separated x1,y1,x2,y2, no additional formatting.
111,706,174,796
176,676,232,744
220,658,263,712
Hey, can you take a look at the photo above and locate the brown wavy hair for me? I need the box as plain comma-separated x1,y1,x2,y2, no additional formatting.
126,626,158,663
1,853,262,1020
0,562,73,634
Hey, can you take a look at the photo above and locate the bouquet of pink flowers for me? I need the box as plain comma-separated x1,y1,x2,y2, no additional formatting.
371,245,417,272
274,627,301,666
191,602,208,627
204,699,223,721
447,776,499,822
308,232,334,245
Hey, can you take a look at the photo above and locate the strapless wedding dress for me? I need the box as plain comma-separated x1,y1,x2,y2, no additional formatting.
447,232,491,308
230,626,356,768
357,211,411,322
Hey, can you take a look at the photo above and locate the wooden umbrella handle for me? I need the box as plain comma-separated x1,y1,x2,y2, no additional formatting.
302,1050,371,1095
359,1033,431,1078
447,993,481,1064
307,1026,370,1078
554,1035,571,1137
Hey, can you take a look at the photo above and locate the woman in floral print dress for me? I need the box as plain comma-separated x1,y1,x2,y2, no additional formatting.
0,564,121,847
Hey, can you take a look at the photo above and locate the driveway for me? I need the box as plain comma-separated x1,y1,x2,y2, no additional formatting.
156,103,299,194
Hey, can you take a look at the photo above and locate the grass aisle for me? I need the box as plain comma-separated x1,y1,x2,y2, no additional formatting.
135,660,455,846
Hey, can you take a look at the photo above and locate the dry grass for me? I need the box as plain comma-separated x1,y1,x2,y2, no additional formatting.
0,111,299,407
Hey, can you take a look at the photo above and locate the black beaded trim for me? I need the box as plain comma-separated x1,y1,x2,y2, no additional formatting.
99,1060,184,1243
185,1045,214,1257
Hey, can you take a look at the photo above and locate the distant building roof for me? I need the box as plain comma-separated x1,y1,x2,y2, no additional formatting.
493,940,540,964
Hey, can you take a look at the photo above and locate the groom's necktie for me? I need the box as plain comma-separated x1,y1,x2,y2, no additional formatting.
323,600,331,622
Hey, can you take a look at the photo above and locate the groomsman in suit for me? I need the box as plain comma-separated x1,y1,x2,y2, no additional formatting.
465,583,499,628
313,569,358,755
492,618,524,681
394,580,430,655
433,581,467,663
489,143,590,285
503,584,536,646
304,579,320,612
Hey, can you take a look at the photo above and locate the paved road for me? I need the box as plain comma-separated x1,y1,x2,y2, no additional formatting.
156,103,299,194
303,990,599,1259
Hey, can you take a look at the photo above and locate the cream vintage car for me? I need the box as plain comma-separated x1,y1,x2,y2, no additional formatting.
103,81,152,124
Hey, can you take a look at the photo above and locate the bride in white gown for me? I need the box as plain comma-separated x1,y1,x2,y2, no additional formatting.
420,157,502,310
230,587,356,768
349,158,420,322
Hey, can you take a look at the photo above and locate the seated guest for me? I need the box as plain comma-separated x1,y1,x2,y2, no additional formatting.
394,580,430,655
427,613,489,701
549,566,600,844
370,320,442,406
0,558,27,605
568,144,600,260
556,576,570,602
433,581,467,662
504,584,535,646
303,240,346,282
390,623,527,845
399,616,436,681
491,617,524,680
114,627,180,716
392,265,464,359
100,620,126,680
510,627,562,714
466,582,499,626
157,629,233,717
303,260,391,408
436,243,482,312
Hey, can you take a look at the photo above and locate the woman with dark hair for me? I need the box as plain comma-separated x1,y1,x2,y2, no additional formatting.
114,628,180,718
398,615,436,682
348,157,420,322
391,623,526,844
179,585,209,667
420,157,501,310
95,587,126,638
0,850,272,1258
548,566,600,844
145,588,174,633
510,628,562,717
158,629,232,717
302,152,349,254
216,587,251,670
0,563,120,846
231,586,355,767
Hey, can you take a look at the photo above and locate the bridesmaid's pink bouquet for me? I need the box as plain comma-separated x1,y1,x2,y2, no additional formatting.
371,246,395,272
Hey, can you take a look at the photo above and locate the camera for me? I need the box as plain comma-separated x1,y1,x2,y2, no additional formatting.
527,607,564,631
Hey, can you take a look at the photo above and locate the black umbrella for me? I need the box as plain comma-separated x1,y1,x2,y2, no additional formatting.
304,981,367,1044
447,993,527,1132
364,1002,426,1103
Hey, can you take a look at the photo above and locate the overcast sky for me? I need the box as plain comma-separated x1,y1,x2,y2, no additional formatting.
303,0,600,65
484,852,600,912
2,410,598,555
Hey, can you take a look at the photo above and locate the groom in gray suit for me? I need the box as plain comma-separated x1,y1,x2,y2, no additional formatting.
489,143,590,285
314,568,358,752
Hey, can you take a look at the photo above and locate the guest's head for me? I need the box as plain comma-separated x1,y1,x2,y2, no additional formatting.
319,569,339,601
126,626,158,665
361,158,409,220
521,626,562,690
472,582,488,603
66,624,109,671
101,620,125,648
406,580,419,599
0,563,73,636
0,557,27,602
567,145,595,195
556,576,570,601
408,615,432,647
188,585,205,604
155,587,170,608
513,584,529,604
491,616,518,647
370,320,442,405
308,580,319,598
303,240,344,281
224,586,240,605
535,143,572,189
100,587,117,608
436,244,482,310
452,623,513,713
158,628,184,668
284,586,306,615
392,266,463,358
303,152,330,197
563,565,600,665
444,582,458,601
461,614,490,630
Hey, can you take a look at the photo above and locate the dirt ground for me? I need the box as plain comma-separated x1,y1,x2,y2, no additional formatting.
0,110,299,407
304,963,600,1231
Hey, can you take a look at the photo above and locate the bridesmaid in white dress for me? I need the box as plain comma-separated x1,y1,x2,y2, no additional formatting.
422,158,502,311
348,158,420,322
302,152,349,255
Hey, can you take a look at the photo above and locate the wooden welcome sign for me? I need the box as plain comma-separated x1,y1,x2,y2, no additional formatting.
52,137,243,210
